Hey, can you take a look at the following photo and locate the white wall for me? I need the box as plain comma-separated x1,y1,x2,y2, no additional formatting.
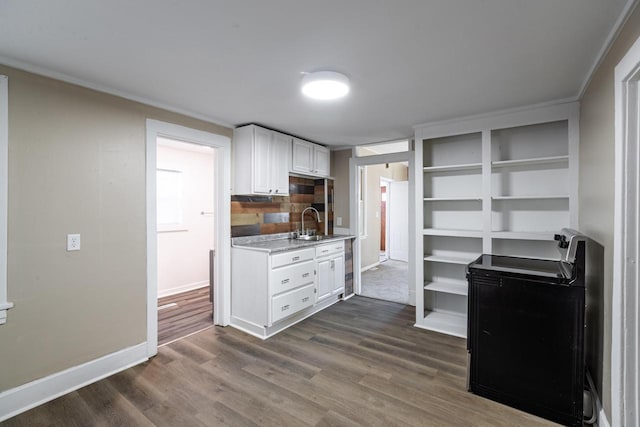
157,142,215,297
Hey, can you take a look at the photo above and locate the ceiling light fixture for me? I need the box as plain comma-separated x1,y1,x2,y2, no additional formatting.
301,71,350,100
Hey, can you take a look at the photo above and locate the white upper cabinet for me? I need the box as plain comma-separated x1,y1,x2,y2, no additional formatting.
233,125,291,195
291,138,331,177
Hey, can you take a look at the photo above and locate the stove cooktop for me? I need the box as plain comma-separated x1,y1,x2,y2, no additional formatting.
468,254,572,280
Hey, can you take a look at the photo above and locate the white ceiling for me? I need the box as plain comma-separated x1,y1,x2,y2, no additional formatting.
0,0,631,146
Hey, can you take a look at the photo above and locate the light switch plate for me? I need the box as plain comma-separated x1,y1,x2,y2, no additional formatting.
67,234,81,251
336,217,342,226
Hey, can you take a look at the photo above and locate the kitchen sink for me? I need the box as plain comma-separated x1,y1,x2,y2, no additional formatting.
296,235,332,241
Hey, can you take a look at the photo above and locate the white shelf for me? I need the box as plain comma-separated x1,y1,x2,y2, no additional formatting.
424,281,468,296
423,163,482,173
423,197,481,202
491,155,569,168
423,228,483,238
491,231,557,241
492,195,569,201
416,311,467,338
423,255,477,265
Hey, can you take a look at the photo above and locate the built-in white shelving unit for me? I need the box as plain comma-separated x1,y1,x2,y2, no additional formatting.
412,102,579,338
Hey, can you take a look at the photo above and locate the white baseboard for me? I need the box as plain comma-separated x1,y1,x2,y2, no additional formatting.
586,369,609,427
361,261,380,273
0,342,148,422
598,407,610,427
157,280,208,298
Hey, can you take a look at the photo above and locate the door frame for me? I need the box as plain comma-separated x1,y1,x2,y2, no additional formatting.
380,176,393,261
612,32,640,427
146,119,231,357
349,150,412,296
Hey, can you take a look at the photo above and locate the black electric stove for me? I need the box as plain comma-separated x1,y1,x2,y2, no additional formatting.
466,229,586,427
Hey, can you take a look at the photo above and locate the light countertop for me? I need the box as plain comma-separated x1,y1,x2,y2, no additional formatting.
232,233,356,253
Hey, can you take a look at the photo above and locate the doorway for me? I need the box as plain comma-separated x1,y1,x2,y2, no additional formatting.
146,120,231,358
358,162,410,305
380,178,390,263
156,138,215,346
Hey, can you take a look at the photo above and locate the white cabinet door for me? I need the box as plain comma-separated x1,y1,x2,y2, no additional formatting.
292,138,314,174
314,145,330,177
272,132,291,195
317,258,332,302
253,127,272,194
332,255,345,295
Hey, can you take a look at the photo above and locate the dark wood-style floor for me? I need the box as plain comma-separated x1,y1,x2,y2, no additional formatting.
158,287,213,346
3,297,557,426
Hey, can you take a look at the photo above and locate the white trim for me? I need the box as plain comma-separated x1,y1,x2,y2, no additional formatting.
0,56,232,129
586,370,609,427
0,343,147,422
613,31,640,427
0,75,11,324
361,261,381,273
157,281,208,299
146,120,231,358
414,99,579,140
599,408,611,427
578,0,640,99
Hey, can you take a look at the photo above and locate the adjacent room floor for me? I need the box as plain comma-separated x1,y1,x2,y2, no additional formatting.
158,287,213,346
4,297,554,426
360,259,409,304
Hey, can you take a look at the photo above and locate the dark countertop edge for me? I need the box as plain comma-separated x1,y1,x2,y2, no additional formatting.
231,235,356,253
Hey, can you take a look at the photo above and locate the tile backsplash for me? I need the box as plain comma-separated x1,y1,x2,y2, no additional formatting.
231,176,333,237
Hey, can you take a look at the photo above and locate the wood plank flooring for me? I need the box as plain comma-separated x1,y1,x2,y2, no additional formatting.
158,287,213,346
3,297,558,426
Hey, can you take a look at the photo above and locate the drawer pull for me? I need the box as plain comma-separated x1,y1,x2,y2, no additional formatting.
281,278,290,284
302,272,310,278
321,250,329,253
292,256,300,261
302,297,310,303
281,304,290,311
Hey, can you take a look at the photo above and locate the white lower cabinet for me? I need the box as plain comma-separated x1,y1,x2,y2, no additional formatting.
317,255,345,302
231,239,346,339
271,283,315,323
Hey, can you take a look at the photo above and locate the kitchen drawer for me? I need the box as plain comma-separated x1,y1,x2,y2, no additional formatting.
315,240,344,258
271,247,315,268
271,283,315,324
270,260,315,295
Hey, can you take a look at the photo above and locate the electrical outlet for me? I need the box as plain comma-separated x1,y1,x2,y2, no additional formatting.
67,234,81,251
336,217,342,226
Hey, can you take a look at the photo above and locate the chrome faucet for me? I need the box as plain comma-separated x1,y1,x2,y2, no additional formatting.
301,206,320,236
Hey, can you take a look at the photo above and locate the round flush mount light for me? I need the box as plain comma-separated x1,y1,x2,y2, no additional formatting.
301,71,350,100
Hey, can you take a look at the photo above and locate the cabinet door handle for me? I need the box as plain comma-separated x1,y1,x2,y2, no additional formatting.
302,272,310,278
292,256,300,262
281,304,290,311
302,297,309,303
331,260,335,269
281,278,290,284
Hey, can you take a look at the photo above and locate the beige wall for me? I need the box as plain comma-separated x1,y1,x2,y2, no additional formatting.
330,149,351,229
0,65,231,392
362,163,408,268
578,4,640,416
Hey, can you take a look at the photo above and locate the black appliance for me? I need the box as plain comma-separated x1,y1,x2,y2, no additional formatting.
466,228,587,426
